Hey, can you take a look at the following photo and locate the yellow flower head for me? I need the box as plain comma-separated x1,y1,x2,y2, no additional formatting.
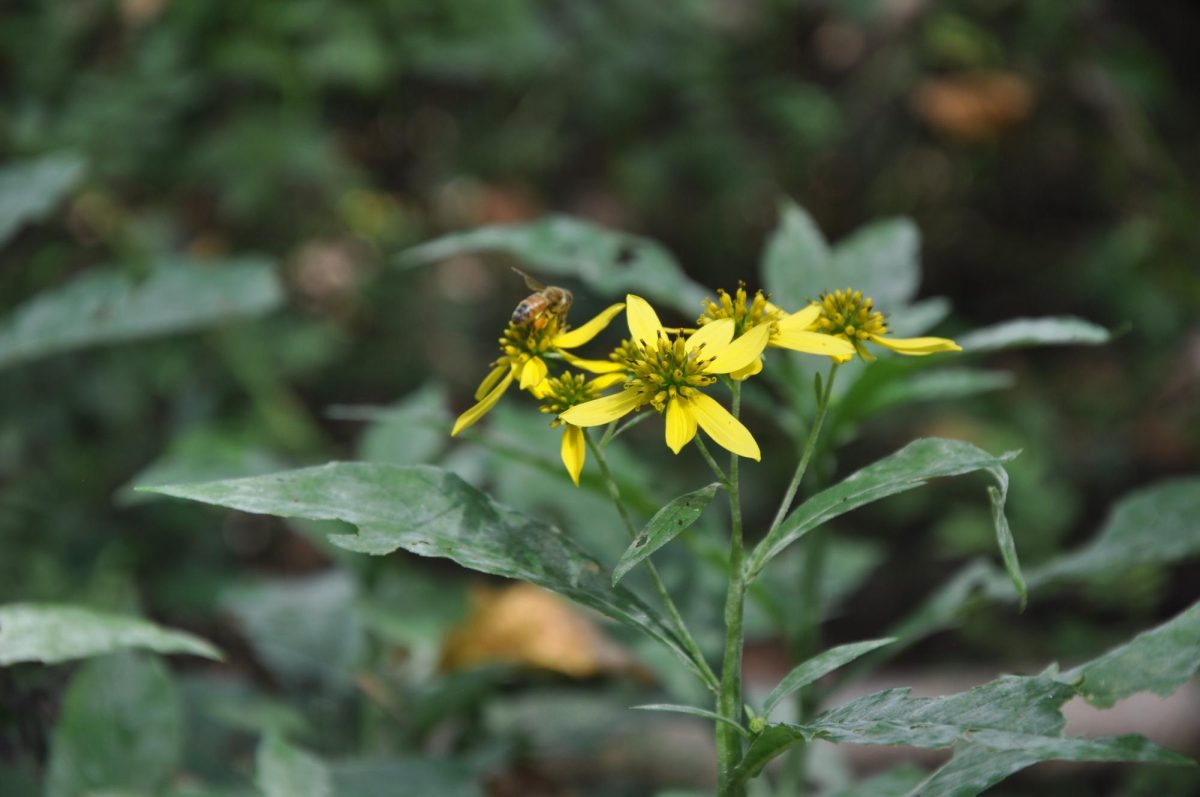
538,371,625,486
698,285,856,378
451,302,625,436
812,288,962,363
561,294,770,460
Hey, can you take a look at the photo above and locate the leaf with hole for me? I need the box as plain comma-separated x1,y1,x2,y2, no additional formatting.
612,482,721,585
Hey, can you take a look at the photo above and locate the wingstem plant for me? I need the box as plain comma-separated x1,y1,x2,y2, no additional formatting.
140,214,1198,795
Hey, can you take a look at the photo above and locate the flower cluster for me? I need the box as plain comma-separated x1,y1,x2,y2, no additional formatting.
451,280,960,484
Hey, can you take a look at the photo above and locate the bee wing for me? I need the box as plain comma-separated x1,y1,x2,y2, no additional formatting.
511,266,546,292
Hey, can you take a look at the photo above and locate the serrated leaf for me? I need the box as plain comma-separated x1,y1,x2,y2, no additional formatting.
1063,600,1200,709
761,201,832,310
142,463,706,684
0,257,283,370
0,152,86,248
400,215,708,315
0,603,221,665
732,675,1191,786
1029,476,1200,586
746,439,1019,585
761,638,896,717
612,482,721,585
958,317,1110,352
46,653,183,797
256,735,332,797
633,704,750,737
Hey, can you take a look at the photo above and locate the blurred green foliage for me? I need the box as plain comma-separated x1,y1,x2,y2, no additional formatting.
1,0,1197,794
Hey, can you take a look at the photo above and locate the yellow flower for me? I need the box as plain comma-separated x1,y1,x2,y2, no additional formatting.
451,303,625,436
560,295,770,460
698,285,856,379
538,371,625,486
810,288,962,363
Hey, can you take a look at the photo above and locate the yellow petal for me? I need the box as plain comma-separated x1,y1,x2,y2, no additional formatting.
689,392,760,461
703,322,771,375
775,303,821,332
772,329,856,357
559,350,625,373
685,317,734,356
474,363,510,401
552,303,625,349
664,396,698,454
626,294,665,346
519,355,548,390
869,334,962,356
588,372,628,391
451,369,515,436
561,424,586,486
559,387,643,427
730,356,764,381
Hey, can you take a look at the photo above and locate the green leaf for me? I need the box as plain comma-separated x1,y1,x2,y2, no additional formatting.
633,704,751,737
330,759,485,797
142,463,707,684
958,317,1110,352
350,383,450,466
989,484,1026,609
1063,600,1200,709
828,764,927,797
829,217,920,310
0,152,86,248
761,201,831,310
746,439,1020,586
222,572,365,693
760,201,919,311
1028,477,1200,586
0,257,283,370
732,674,1191,786
612,482,721,585
761,638,896,717
0,603,221,666
400,215,709,315
46,653,183,797
840,368,1015,423
256,735,332,797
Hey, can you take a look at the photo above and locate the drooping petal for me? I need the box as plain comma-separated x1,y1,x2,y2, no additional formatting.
689,392,761,461
702,322,771,375
519,355,549,390
685,318,734,356
559,350,625,373
552,303,625,349
772,328,857,357
560,387,643,427
451,370,516,436
869,334,962,356
588,372,628,391
774,303,821,333
664,396,698,454
560,424,586,486
474,363,510,401
730,356,764,381
626,294,665,346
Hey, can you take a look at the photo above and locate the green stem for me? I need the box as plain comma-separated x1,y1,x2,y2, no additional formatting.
716,382,747,796
584,431,720,694
694,436,730,486
766,364,839,537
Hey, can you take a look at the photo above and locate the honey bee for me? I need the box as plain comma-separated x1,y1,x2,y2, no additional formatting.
511,268,573,330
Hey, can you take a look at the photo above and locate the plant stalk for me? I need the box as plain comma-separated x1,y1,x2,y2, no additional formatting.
716,382,747,796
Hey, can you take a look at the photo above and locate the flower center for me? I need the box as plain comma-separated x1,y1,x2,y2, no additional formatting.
539,372,600,425
698,285,781,336
815,289,889,342
622,333,717,412
499,316,562,363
